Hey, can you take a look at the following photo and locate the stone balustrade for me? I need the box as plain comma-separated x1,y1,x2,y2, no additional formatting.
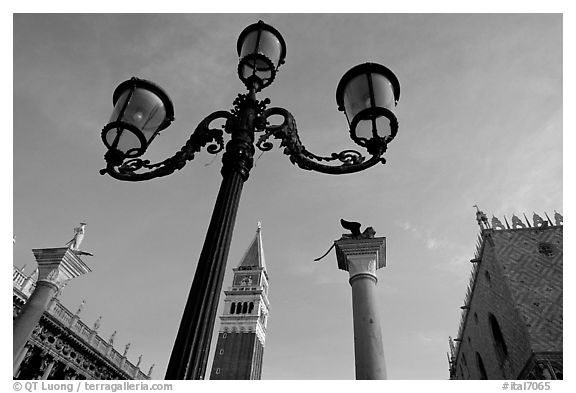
13,265,149,379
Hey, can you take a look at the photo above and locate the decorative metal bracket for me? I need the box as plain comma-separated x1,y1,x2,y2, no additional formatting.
100,111,233,181
256,107,388,175
100,95,391,180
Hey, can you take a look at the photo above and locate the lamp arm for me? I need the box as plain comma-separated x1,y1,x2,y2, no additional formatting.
100,110,233,181
257,107,387,175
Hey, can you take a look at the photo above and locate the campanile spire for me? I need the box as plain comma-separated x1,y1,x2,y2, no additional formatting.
209,224,270,379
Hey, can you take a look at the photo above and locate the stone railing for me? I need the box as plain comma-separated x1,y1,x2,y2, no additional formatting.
13,266,150,379
13,266,36,298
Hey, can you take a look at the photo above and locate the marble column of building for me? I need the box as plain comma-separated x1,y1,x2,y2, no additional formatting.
13,344,31,378
41,357,57,380
335,237,387,380
13,247,91,370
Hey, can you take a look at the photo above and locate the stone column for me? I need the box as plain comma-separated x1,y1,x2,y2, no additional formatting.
335,237,387,380
41,358,56,380
13,247,91,368
13,344,31,377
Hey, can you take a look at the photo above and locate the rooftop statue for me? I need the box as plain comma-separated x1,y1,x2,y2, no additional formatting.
474,205,489,230
340,219,376,239
314,219,376,262
66,223,93,256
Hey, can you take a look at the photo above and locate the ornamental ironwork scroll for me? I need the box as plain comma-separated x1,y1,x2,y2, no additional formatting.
101,96,392,180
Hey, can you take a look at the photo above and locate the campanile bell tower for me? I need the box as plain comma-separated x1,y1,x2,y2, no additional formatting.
210,223,270,380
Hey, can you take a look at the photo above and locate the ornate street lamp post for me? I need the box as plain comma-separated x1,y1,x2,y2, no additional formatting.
99,20,400,380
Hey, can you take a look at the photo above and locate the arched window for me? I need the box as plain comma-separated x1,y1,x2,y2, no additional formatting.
476,352,488,380
242,302,248,314
230,303,235,314
489,313,508,363
249,302,254,314
550,362,563,380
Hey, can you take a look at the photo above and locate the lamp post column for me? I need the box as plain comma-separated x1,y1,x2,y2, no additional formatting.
99,21,402,382
13,247,91,370
335,237,387,379
165,91,257,380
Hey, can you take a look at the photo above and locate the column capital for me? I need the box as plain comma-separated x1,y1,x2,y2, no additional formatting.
335,237,386,280
32,247,92,290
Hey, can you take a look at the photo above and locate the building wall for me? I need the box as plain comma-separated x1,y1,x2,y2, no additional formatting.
454,235,533,379
13,266,151,380
209,226,269,380
210,332,264,379
495,227,563,353
451,224,562,380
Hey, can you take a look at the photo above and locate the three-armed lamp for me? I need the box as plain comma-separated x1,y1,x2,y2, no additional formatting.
99,20,400,380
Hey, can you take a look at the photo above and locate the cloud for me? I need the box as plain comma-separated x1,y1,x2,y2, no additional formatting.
485,112,562,215
415,331,444,346
398,221,414,232
432,253,473,278
290,261,318,277
426,238,440,250
396,220,451,251
396,219,474,279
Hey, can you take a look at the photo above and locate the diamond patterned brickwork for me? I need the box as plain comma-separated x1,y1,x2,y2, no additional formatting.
450,225,562,380
453,240,534,379
492,227,563,352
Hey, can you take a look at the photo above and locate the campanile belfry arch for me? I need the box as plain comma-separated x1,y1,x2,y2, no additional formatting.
210,223,270,379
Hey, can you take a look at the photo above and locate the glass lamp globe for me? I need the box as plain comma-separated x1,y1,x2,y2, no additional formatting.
336,63,400,149
102,77,174,160
237,20,287,91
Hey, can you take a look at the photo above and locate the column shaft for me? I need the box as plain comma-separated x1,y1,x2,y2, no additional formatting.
13,281,58,361
13,344,30,377
350,275,387,379
41,359,56,380
165,171,245,380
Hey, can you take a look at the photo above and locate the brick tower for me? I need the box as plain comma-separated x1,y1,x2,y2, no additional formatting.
448,209,563,380
209,224,270,380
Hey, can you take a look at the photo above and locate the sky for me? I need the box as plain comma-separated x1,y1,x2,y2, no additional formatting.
9,12,565,381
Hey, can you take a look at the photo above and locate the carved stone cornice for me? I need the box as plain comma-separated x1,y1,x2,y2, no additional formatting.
14,279,149,380
29,314,145,380
335,237,386,282
32,248,92,290
255,323,267,346
219,319,267,345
